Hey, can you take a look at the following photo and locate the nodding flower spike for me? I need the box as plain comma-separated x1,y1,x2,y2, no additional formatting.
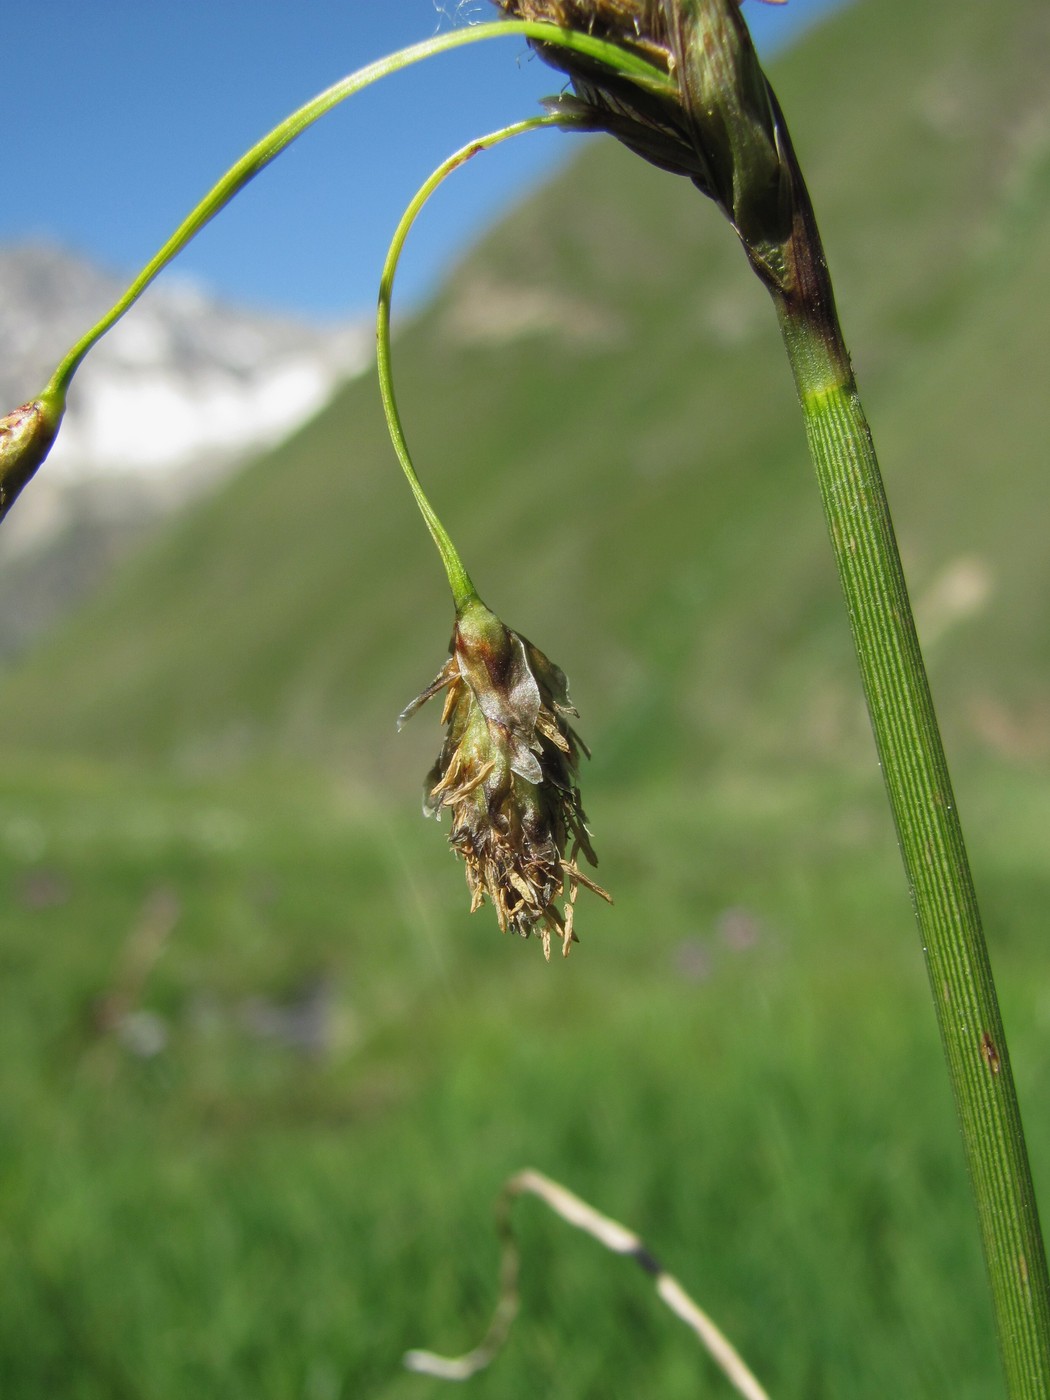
399,597,609,960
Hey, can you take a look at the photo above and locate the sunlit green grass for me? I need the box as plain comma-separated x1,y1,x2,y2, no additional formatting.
2,755,1047,1398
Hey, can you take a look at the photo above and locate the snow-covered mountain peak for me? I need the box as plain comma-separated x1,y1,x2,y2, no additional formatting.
0,243,370,488
0,243,372,657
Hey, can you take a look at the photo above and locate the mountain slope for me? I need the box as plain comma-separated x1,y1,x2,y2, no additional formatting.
1,0,1048,788
0,245,368,660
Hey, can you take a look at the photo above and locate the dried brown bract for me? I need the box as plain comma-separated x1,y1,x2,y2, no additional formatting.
400,599,609,959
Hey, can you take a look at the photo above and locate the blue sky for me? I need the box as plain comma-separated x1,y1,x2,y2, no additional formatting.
2,1,846,323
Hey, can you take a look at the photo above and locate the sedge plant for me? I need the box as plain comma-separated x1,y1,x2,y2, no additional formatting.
483,0,1050,1394
1,1,1047,1394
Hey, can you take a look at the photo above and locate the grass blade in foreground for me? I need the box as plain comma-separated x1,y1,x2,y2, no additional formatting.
493,0,1050,1391
405,1168,770,1400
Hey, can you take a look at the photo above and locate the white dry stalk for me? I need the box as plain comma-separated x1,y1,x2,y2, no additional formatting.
404,1167,771,1400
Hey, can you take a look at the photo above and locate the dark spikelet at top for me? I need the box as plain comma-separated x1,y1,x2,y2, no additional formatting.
492,0,796,292
494,1,692,182
399,598,609,960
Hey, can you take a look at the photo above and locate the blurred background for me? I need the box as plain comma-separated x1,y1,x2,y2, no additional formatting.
1,1,1049,1396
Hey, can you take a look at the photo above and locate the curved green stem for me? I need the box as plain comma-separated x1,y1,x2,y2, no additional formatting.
42,20,671,411
376,113,570,611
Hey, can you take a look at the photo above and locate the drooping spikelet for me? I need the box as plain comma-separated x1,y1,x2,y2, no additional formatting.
400,598,609,960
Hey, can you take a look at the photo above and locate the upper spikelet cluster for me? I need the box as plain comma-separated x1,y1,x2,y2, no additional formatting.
493,0,795,291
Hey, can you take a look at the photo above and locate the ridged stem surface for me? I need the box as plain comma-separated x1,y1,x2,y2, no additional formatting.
775,296,1050,1399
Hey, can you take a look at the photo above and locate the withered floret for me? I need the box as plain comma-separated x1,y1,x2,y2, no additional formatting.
400,599,609,959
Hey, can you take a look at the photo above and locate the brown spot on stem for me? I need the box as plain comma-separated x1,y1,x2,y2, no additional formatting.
1019,1253,1030,1288
980,1031,1001,1075
942,980,951,1004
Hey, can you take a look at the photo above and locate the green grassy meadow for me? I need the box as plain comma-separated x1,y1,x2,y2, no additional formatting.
3,753,1050,1397
3,0,1050,1394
